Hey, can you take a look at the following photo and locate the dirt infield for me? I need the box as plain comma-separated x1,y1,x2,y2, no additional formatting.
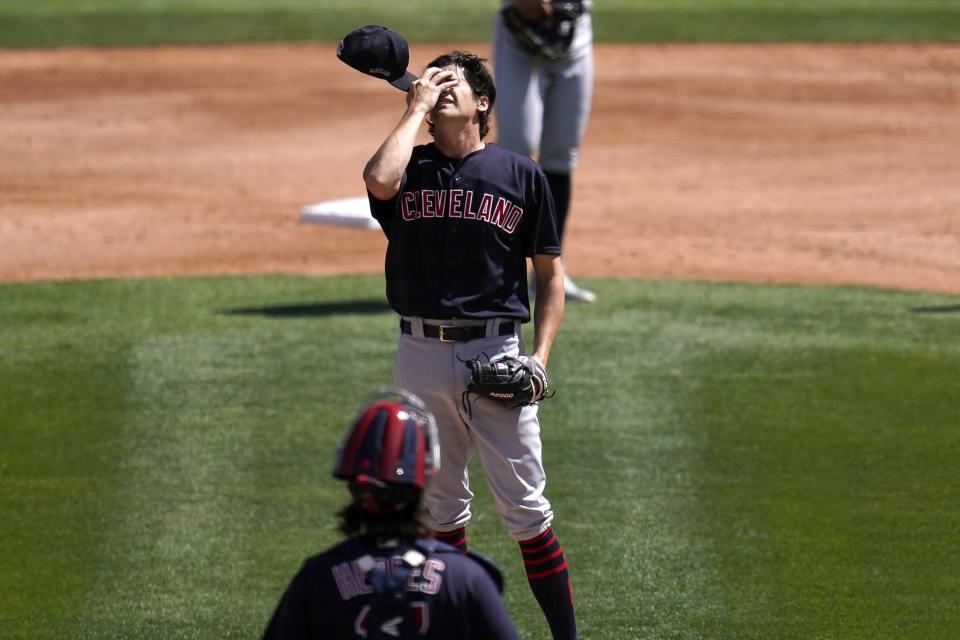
2,43,958,293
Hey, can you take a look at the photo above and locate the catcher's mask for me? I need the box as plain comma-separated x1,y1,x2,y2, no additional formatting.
332,389,440,513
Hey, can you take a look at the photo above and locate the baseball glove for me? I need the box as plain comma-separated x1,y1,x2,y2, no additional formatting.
501,1,586,60
463,354,551,411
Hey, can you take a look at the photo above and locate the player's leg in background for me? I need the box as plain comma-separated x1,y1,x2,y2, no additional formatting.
541,45,595,303
493,20,549,302
492,17,544,161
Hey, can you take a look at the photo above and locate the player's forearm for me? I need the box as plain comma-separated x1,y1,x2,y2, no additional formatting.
363,106,429,199
531,256,565,368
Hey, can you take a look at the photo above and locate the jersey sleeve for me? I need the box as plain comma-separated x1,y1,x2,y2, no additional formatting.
367,188,400,239
367,145,425,238
525,167,562,257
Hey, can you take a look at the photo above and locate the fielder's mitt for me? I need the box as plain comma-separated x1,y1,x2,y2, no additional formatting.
463,354,551,411
501,1,586,60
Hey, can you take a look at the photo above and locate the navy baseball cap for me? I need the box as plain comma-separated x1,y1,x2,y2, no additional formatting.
336,25,417,91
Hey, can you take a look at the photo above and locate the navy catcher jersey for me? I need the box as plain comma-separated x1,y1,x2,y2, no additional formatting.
261,536,519,640
368,143,561,321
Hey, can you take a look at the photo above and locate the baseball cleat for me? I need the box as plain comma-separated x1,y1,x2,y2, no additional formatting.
528,275,598,302
563,275,596,303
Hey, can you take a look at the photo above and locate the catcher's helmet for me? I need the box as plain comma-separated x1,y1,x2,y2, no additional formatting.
333,389,440,513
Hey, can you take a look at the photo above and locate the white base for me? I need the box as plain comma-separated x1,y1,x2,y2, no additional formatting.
299,196,379,230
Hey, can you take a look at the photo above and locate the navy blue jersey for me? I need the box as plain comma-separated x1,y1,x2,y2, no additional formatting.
368,143,561,321
262,536,519,640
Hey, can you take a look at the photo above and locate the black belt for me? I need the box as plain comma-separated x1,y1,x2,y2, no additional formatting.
400,319,515,342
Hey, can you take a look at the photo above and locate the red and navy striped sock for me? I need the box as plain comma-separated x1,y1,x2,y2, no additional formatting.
433,526,468,553
519,527,578,640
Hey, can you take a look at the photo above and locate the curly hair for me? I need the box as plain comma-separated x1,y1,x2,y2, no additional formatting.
336,501,431,539
425,51,496,140
334,480,431,538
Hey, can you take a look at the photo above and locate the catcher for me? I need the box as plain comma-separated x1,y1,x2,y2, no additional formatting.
261,389,520,639
361,43,579,640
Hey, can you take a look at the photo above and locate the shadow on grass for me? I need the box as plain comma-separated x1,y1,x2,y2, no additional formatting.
219,299,391,319
910,305,960,314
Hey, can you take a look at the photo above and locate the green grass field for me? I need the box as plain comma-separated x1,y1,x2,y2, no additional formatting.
2,0,960,47
2,274,958,639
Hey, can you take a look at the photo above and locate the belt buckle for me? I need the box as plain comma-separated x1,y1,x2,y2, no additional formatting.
438,325,456,342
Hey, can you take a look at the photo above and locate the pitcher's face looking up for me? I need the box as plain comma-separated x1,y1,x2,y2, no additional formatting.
432,65,489,122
